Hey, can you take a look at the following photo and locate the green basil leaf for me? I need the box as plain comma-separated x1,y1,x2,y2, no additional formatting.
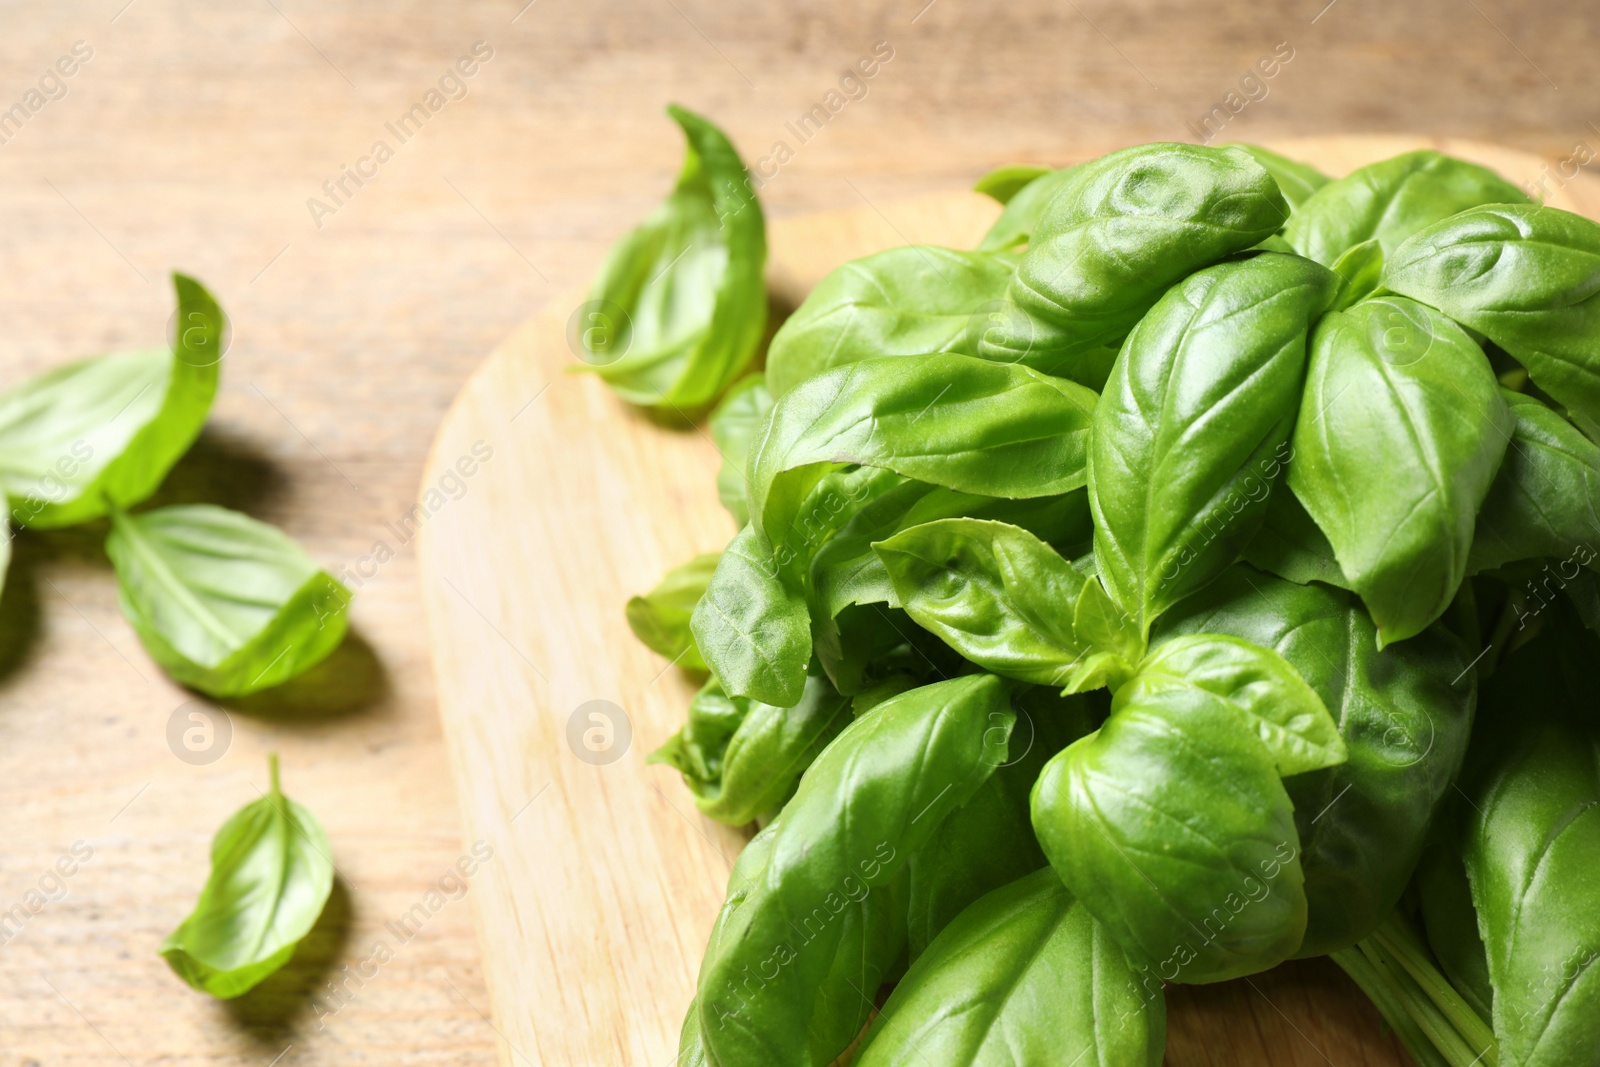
1468,390,1600,575
1241,482,1352,590
974,165,1081,252
1328,236,1385,310
978,143,1287,365
1290,296,1513,646
874,518,1141,691
1227,143,1331,209
161,755,334,999
1032,678,1308,984
1416,831,1496,1025
1090,252,1338,636
105,504,351,697
1283,149,1529,266
689,523,811,707
580,105,765,409
649,665,851,826
708,375,773,526
0,272,222,530
1384,202,1600,431
764,247,1017,397
625,552,719,670
691,674,1012,1067
853,869,1166,1067
747,352,1097,560
1156,564,1476,956
972,163,1052,205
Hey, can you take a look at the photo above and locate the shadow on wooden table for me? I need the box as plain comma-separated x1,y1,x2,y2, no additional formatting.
223,876,353,1033
148,425,291,514
223,628,391,722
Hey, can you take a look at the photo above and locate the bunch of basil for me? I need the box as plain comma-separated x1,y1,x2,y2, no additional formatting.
606,111,1600,1067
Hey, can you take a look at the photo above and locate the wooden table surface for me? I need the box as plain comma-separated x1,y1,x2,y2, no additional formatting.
1,2,1596,1065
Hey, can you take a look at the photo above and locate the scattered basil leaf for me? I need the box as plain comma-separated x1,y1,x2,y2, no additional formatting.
625,552,719,670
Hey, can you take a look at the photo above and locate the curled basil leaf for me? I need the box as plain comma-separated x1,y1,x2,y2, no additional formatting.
579,104,765,409
625,552,719,670
978,143,1287,366
1227,143,1331,209
1290,296,1512,646
972,163,1052,206
690,523,811,707
1283,149,1529,266
1384,202,1600,432
161,754,334,999
708,376,773,526
0,272,222,530
853,869,1166,1067
1090,252,1338,636
690,674,1012,1067
765,247,1017,397
105,504,351,696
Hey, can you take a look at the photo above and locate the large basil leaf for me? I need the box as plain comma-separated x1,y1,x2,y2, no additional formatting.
1091,252,1338,635
0,272,222,530
1156,564,1475,956
1469,390,1600,575
105,505,352,697
853,868,1166,1067
649,665,851,825
161,755,334,998
690,674,1012,1067
1228,143,1330,209
1290,296,1513,645
580,105,765,409
1242,484,1352,590
1283,149,1529,266
975,165,1081,252
1453,632,1600,1067
978,143,1287,366
875,518,1142,692
625,552,718,670
764,247,1016,397
708,375,773,526
690,523,811,706
1384,203,1600,431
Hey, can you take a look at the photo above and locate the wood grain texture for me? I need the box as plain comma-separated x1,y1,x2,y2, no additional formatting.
4,0,1600,1063
418,136,1600,1067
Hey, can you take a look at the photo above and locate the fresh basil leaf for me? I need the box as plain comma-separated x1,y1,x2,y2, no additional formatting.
1468,390,1600,575
764,247,1017,397
974,165,1081,252
0,272,222,530
978,143,1288,366
1090,252,1338,636
1227,143,1331,209
1416,830,1496,1025
972,163,1052,205
690,674,1013,1067
874,518,1141,692
747,352,1097,560
650,665,851,825
580,105,766,409
1290,296,1513,646
708,375,773,526
625,552,719,671
1241,484,1352,590
1328,236,1385,310
1156,564,1476,956
689,523,811,707
105,504,351,697
1283,149,1529,266
1384,202,1600,431
161,754,334,999
853,869,1166,1067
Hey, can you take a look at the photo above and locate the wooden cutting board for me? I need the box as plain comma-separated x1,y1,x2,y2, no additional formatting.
416,136,1597,1067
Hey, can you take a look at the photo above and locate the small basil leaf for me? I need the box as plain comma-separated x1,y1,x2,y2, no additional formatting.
972,163,1052,205
1241,482,1352,590
0,272,222,530
747,353,1097,559
161,755,334,999
1384,202,1600,431
1468,390,1600,575
1290,296,1513,646
874,518,1141,691
625,552,719,670
692,674,1013,1067
1416,829,1495,1024
1328,236,1385,310
853,869,1166,1067
708,375,773,526
1134,634,1346,776
105,505,351,697
1283,149,1529,266
764,247,1017,397
1090,252,1338,635
975,165,1081,252
978,143,1287,365
689,523,811,707
581,105,766,409
1227,143,1331,209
